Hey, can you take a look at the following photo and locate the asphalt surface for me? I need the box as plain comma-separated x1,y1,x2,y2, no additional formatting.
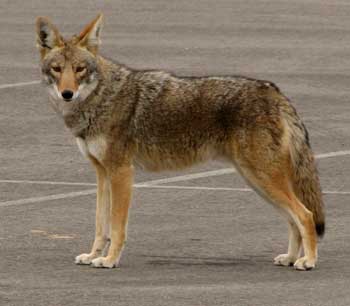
1,1,350,305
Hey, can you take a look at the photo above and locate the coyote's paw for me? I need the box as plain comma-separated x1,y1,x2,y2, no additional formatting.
75,253,97,265
293,256,316,271
274,254,295,267
91,256,117,268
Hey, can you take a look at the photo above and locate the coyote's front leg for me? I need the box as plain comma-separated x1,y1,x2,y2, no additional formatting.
75,160,111,265
91,165,133,268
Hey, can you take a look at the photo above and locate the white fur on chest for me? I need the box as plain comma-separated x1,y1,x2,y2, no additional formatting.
76,136,107,162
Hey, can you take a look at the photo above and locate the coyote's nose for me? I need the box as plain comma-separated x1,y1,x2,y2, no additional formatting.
61,90,74,101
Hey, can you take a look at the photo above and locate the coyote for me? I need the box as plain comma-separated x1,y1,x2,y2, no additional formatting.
36,14,325,270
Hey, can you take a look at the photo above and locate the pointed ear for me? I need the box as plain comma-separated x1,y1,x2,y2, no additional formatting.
77,14,103,55
36,17,64,57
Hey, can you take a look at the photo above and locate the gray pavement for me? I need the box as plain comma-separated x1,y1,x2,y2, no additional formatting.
1,1,350,305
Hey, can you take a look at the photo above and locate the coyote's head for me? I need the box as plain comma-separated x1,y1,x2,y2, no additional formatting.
36,14,103,104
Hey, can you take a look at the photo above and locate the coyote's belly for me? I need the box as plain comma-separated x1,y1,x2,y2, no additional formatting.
134,141,220,171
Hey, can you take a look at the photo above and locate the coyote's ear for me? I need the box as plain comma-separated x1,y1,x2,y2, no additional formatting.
77,14,103,55
36,17,64,57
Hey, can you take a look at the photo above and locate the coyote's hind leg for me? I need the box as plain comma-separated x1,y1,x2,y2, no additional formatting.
274,221,302,266
234,160,318,271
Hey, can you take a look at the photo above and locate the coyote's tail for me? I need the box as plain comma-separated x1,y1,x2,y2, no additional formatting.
284,108,325,237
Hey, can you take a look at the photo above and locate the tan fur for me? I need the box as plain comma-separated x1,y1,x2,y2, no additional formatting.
57,62,78,93
77,14,103,55
37,14,325,270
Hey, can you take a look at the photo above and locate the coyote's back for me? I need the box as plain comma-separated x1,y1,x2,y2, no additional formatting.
130,73,286,172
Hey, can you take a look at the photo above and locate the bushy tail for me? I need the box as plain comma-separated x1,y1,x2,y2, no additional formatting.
284,110,325,237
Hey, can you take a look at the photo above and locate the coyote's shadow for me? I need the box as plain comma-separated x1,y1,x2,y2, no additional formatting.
144,255,268,267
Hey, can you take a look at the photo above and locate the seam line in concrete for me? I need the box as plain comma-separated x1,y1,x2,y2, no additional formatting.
0,80,41,90
1,184,349,207
1,149,349,188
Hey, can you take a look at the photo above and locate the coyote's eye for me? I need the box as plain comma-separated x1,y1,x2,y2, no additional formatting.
76,66,86,73
51,66,61,73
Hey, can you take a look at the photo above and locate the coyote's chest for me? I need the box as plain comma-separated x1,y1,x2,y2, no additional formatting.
76,136,107,163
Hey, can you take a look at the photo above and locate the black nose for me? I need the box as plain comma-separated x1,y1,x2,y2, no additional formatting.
61,90,74,101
